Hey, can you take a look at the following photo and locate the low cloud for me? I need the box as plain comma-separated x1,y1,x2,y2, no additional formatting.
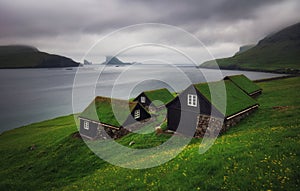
0,0,299,62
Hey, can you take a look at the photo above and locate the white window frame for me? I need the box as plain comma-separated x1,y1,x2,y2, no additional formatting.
140,96,146,103
187,94,197,107
83,121,89,130
134,109,140,119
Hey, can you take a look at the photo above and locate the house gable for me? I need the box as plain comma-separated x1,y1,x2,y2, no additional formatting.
166,84,223,117
135,88,174,107
133,92,152,108
123,103,151,126
79,118,99,139
166,84,223,134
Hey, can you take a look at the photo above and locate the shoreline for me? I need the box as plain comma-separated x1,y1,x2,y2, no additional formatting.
198,66,300,75
254,75,296,82
1,75,296,135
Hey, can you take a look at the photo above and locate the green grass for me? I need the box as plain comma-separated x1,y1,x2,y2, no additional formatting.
143,88,174,107
194,80,258,116
200,23,300,74
1,77,300,190
80,96,146,127
225,74,262,94
201,41,300,74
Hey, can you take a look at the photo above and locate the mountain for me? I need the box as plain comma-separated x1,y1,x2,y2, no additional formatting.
234,44,255,55
84,59,92,65
201,22,300,73
102,56,132,65
0,45,80,69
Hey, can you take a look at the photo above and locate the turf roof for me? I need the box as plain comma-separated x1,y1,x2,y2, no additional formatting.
194,80,258,117
143,88,174,107
79,96,139,128
224,74,262,95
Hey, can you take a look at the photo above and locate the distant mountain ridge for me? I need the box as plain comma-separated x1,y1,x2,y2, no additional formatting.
0,45,38,55
234,44,255,55
0,45,79,69
201,22,300,73
102,56,132,65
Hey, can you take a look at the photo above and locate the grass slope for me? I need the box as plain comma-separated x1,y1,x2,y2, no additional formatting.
201,23,300,74
1,77,300,190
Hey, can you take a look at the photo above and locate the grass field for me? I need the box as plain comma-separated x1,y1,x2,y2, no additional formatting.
200,41,300,74
200,23,300,74
0,77,299,190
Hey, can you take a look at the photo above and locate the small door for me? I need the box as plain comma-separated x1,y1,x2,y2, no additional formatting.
176,111,198,137
168,108,197,137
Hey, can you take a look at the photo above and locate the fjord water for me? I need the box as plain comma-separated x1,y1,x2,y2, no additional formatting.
0,64,284,133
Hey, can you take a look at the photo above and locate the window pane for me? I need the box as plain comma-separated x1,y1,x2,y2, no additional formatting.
84,121,89,130
187,94,197,107
134,109,140,119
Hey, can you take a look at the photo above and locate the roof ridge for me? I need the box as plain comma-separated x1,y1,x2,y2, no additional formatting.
143,87,168,93
225,74,245,77
95,96,137,104
193,79,230,87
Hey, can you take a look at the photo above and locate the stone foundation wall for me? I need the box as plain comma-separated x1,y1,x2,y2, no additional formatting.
149,105,165,113
194,107,258,138
95,118,154,140
194,115,224,138
94,125,130,140
224,107,258,128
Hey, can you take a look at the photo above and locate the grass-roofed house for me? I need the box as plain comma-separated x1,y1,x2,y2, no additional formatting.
166,80,259,137
224,74,262,98
79,96,151,139
134,88,174,112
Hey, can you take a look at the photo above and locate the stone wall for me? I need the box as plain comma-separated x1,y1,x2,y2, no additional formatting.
149,105,165,113
92,125,130,140
194,107,258,138
224,107,258,128
94,118,154,140
194,115,224,138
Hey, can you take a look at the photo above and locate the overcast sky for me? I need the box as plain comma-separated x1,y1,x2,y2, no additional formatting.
0,0,299,64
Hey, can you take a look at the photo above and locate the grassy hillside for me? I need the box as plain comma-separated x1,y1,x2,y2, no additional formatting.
0,45,79,68
1,77,300,190
201,23,300,74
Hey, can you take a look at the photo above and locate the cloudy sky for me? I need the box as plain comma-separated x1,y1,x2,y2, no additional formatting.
0,0,299,64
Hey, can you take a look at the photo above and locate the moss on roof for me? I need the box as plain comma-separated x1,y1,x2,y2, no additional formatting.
194,80,258,117
143,88,174,107
225,74,262,95
79,96,138,128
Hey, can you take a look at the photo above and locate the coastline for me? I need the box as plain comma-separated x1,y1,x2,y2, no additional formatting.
0,74,293,135
198,66,300,75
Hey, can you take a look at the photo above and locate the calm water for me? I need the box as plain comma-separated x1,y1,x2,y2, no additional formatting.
0,64,285,133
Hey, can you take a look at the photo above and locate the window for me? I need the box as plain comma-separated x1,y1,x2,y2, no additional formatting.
83,121,89,130
134,109,140,119
187,94,197,107
141,96,146,103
